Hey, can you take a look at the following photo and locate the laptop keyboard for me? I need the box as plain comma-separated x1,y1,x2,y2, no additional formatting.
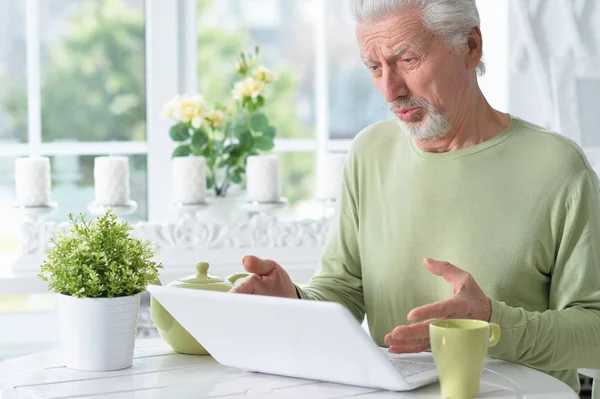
388,358,437,377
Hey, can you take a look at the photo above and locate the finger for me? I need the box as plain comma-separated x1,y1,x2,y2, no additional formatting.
386,336,430,348
407,298,462,322
388,322,432,341
424,258,469,288
242,255,279,276
229,274,264,294
388,344,430,354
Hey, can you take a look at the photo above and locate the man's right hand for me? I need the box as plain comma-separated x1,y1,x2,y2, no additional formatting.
229,255,299,299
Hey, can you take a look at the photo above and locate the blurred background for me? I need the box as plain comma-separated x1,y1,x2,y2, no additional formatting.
0,1,598,394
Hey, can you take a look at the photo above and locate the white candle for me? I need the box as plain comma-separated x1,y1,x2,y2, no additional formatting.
317,153,347,200
14,157,52,207
172,156,206,204
93,156,130,206
246,155,281,203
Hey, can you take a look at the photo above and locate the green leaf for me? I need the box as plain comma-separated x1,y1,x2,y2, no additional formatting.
169,124,190,142
172,145,192,157
255,95,265,108
217,158,229,168
38,209,162,298
263,125,276,138
230,174,242,184
206,175,215,189
246,100,257,113
254,135,274,151
191,146,204,156
224,143,238,154
250,113,269,132
233,122,250,138
230,147,242,159
224,120,234,136
232,166,245,177
238,131,255,152
206,155,216,169
191,128,208,148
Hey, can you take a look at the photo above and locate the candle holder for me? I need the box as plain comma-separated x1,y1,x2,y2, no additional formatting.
168,200,211,217
11,202,58,221
11,202,59,272
242,197,289,214
87,200,138,217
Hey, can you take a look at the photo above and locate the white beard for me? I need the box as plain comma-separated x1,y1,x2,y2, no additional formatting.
390,100,451,142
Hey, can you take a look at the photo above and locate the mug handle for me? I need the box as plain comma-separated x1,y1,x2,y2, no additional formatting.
488,323,501,347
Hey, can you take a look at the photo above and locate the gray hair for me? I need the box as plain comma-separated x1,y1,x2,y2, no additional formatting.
350,0,486,76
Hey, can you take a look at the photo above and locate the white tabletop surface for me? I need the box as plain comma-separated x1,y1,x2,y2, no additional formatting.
0,339,577,399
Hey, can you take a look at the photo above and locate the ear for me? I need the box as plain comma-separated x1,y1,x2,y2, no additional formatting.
466,26,483,71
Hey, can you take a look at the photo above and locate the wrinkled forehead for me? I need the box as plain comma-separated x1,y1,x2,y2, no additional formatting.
355,8,433,54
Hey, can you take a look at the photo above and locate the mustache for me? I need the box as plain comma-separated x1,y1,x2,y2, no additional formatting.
388,98,432,111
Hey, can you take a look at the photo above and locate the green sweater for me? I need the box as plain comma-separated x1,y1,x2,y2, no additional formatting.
297,116,600,392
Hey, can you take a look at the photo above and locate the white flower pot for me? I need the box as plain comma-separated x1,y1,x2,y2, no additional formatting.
57,293,141,371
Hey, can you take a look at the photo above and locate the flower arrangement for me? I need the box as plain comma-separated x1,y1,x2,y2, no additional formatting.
163,46,277,197
38,210,162,298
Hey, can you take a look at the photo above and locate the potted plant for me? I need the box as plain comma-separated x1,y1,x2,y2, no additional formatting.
38,210,162,371
162,46,277,198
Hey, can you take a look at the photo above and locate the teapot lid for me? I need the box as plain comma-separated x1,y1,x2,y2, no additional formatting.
174,262,228,288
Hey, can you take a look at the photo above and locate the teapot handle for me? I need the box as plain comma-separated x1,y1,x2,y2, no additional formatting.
226,272,249,286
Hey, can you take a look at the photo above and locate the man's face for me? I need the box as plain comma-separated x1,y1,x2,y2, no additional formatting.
356,8,473,142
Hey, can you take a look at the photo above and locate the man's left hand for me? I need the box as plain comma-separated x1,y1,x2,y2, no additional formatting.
384,258,492,354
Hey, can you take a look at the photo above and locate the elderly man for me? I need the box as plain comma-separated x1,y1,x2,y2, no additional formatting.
231,0,600,392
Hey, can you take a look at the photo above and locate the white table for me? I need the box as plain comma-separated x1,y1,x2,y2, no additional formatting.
0,339,577,398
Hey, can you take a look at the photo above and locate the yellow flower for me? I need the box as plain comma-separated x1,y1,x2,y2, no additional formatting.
232,77,264,101
191,116,203,129
161,95,181,120
206,109,227,128
175,94,207,124
253,66,275,83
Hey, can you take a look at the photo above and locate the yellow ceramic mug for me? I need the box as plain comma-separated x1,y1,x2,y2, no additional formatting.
429,319,501,399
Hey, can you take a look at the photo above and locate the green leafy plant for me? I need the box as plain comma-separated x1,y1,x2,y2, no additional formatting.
163,46,277,197
38,210,162,298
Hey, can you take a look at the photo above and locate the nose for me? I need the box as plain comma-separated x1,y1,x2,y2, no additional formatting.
380,66,408,103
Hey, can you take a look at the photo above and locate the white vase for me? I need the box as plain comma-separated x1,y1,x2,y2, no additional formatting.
57,293,141,371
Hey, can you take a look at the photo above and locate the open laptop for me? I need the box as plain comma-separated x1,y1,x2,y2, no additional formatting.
146,285,439,392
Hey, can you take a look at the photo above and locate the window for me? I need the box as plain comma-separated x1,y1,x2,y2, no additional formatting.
0,2,27,143
0,0,151,360
0,3,27,256
196,0,391,219
0,0,148,240
2,0,402,230
197,0,316,140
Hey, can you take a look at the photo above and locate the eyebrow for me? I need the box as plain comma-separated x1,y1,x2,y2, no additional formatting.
360,45,411,63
